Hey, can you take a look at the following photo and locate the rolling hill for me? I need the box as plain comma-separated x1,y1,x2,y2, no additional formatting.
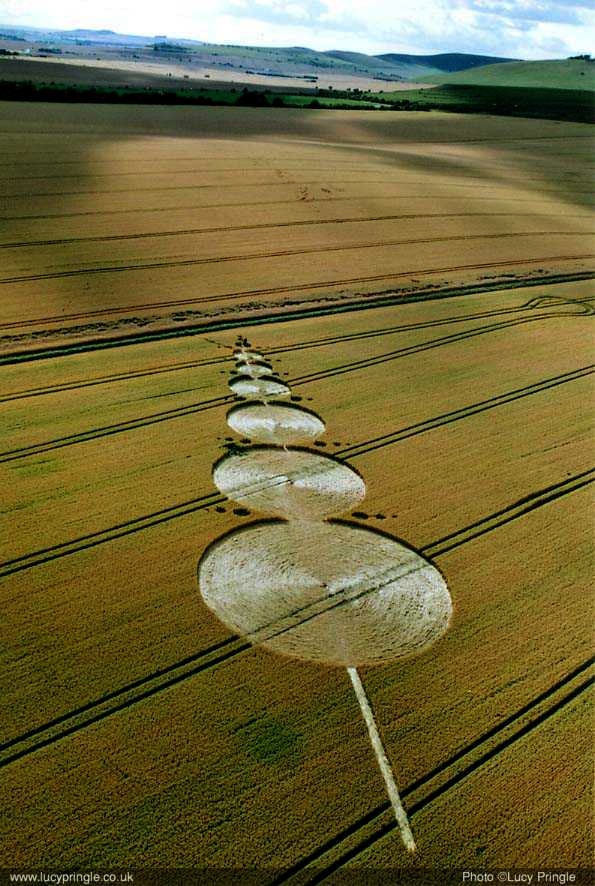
377,51,516,72
424,58,595,89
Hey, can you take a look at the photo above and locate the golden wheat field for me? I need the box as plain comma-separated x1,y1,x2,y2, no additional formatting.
0,100,593,880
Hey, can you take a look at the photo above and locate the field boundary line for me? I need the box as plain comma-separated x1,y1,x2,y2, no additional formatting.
0,295,545,402
1,270,592,364
0,471,591,767
0,301,527,402
2,293,591,403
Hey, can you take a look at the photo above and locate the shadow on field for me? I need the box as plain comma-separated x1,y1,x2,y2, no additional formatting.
0,100,591,337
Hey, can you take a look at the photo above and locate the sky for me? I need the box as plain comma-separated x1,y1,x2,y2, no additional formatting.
0,0,593,59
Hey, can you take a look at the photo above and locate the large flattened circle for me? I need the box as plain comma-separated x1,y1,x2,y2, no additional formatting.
212,447,365,518
227,403,325,445
229,377,291,400
198,521,452,667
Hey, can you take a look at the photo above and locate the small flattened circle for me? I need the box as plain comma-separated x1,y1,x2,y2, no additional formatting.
234,363,275,379
234,350,265,362
229,377,291,400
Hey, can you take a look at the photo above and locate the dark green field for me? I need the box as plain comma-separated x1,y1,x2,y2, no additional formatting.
1,76,593,122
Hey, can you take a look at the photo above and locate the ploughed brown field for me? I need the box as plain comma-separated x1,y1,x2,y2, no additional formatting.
0,100,593,878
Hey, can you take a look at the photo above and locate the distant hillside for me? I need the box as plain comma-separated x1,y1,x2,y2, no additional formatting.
377,52,516,72
425,58,595,89
0,25,519,82
323,50,441,80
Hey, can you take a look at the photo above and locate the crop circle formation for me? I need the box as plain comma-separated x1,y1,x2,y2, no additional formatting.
199,520,452,667
200,338,452,669
226,403,326,445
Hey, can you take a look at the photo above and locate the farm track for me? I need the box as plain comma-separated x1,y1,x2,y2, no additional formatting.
3,194,589,223
1,368,591,575
0,471,591,775
1,232,589,286
2,212,591,250
1,266,593,344
273,667,594,885
2,290,589,402
1,309,592,463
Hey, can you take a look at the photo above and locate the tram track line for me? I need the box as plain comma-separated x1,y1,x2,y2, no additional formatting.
0,473,591,770
2,212,591,251
1,368,591,576
1,232,589,287
1,311,591,463
4,175,588,201
271,668,594,885
2,291,589,403
1,269,592,364
2,193,583,223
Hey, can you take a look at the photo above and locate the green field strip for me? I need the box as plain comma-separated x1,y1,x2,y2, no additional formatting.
0,489,226,576
0,291,533,400
341,365,594,461
1,470,590,768
0,391,234,463
0,353,235,402
1,288,585,403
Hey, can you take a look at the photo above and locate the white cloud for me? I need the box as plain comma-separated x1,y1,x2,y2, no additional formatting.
0,0,593,57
